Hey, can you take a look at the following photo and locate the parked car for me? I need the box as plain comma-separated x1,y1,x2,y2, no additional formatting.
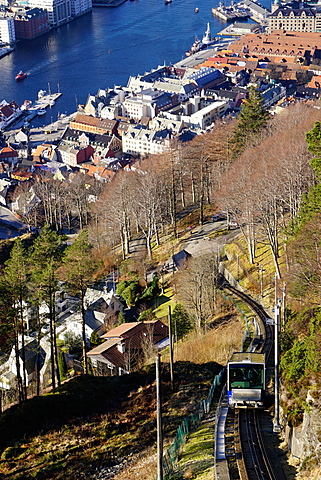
228,221,239,228
212,213,226,222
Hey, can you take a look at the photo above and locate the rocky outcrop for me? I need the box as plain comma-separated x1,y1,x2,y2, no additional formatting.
283,390,321,476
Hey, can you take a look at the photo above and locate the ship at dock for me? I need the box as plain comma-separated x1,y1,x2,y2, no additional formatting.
212,1,250,21
186,23,218,56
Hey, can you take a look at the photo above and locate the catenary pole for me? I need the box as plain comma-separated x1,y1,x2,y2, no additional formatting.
156,354,163,480
168,305,174,391
273,301,281,433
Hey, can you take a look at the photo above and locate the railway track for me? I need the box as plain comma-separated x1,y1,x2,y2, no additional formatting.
219,281,281,480
222,283,274,363
239,409,278,480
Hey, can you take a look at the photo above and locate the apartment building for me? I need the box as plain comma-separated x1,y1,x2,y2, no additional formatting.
0,15,15,44
14,8,50,39
28,0,71,26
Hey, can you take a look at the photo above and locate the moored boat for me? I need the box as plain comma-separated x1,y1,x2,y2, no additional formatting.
37,109,46,116
21,99,32,110
186,35,202,56
15,71,27,81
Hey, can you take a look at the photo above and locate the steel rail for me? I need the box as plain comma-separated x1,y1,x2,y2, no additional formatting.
220,282,277,480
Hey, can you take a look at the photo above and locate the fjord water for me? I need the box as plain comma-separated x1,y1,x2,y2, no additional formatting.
0,0,271,122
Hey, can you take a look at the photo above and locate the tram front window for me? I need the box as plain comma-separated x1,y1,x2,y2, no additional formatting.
230,365,264,389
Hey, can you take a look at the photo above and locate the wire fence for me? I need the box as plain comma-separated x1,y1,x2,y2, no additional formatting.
161,367,226,479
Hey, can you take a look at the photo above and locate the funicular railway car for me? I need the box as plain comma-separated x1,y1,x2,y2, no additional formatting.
227,352,265,408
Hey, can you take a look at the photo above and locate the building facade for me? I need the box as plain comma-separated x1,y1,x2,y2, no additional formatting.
70,0,92,17
268,0,321,33
14,8,50,39
28,0,71,26
0,15,15,44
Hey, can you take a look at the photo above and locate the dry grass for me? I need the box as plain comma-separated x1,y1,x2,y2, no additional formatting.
112,448,157,480
174,315,244,365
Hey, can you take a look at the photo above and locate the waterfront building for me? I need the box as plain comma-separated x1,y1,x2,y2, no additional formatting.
28,0,71,27
70,0,92,18
268,5,317,33
14,8,50,39
242,0,269,21
228,30,321,65
0,15,15,44
0,100,21,130
267,0,321,33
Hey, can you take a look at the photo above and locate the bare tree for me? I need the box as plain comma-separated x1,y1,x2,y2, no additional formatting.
175,253,220,332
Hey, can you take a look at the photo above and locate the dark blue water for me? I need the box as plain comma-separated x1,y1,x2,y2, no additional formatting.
0,0,271,124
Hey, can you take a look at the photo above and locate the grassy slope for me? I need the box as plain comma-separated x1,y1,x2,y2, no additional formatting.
0,361,222,479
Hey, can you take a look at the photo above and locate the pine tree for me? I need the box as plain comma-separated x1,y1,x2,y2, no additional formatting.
30,225,63,389
230,86,270,158
172,303,192,340
293,121,321,230
60,230,100,374
4,238,29,401
306,121,321,175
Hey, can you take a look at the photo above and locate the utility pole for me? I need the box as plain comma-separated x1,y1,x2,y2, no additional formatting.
156,354,163,480
168,305,174,391
281,282,286,330
273,300,281,433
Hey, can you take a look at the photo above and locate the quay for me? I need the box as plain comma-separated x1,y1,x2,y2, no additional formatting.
93,0,127,6
212,4,249,22
32,91,62,111
0,46,14,59
212,0,269,24
4,92,63,131
217,22,261,36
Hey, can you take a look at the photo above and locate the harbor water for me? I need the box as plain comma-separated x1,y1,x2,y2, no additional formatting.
0,0,272,125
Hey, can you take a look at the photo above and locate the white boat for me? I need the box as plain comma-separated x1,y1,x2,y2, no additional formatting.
186,35,202,56
37,109,46,116
38,90,46,99
21,99,32,111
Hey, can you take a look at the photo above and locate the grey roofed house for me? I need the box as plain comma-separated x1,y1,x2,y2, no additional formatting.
177,130,198,142
171,249,192,270
186,68,224,89
260,83,286,107
153,79,198,98
61,127,113,148
232,22,260,32
20,339,46,376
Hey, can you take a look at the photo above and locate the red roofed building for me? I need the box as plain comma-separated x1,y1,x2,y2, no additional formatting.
88,320,169,375
0,101,21,129
0,146,19,165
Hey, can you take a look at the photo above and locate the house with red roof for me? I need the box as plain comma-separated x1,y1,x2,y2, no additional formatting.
87,319,169,375
0,146,19,165
0,100,21,130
